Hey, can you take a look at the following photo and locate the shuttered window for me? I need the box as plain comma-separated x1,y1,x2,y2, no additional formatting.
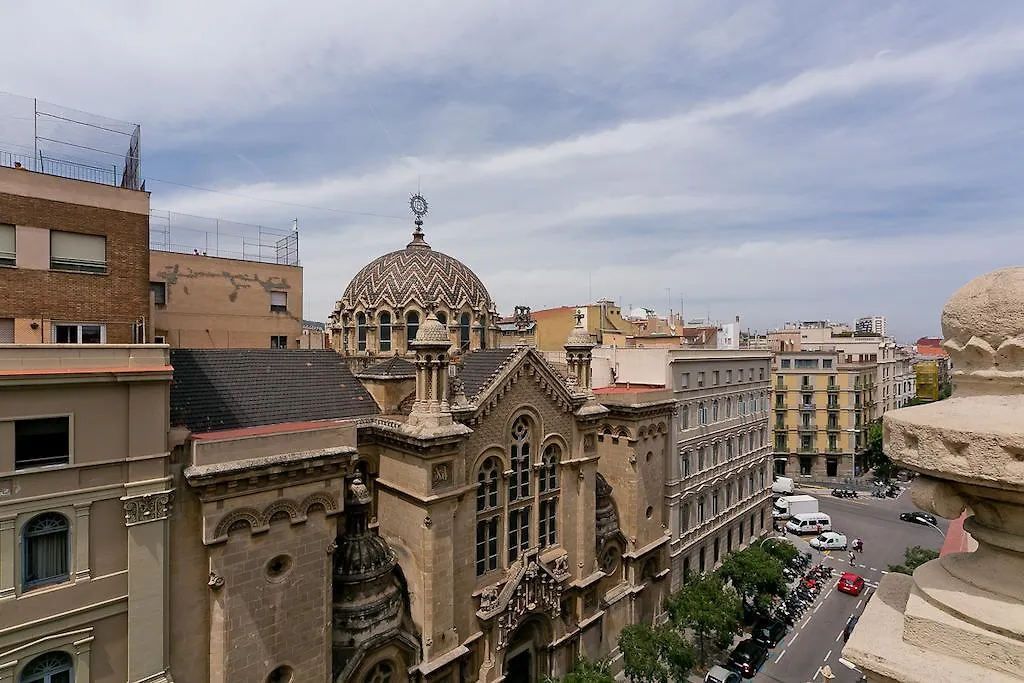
0,224,14,266
0,318,13,343
270,291,287,312
50,231,106,273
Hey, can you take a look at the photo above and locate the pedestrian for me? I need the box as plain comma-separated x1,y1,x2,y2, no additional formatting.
849,550,856,566
858,539,865,553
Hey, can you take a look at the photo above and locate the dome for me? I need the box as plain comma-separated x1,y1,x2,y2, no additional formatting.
412,312,450,346
340,230,495,314
334,479,396,583
566,324,594,348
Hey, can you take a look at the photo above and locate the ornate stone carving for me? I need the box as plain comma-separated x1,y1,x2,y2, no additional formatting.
122,490,173,526
552,554,570,579
477,553,563,650
208,571,224,590
431,462,451,489
423,516,433,528
479,585,500,610
513,306,532,330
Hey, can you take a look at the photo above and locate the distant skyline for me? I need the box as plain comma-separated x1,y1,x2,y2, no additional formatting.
5,2,1024,342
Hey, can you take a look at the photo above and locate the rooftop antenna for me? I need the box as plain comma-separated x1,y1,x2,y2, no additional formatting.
292,218,299,232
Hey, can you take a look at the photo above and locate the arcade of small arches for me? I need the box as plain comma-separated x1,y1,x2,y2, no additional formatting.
335,306,501,357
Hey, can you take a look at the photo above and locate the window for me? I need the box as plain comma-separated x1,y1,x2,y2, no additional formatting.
823,358,833,368
726,439,734,460
270,335,288,349
800,456,812,475
827,456,839,477
378,312,392,352
0,223,15,266
697,497,706,524
459,313,471,351
539,444,560,548
738,434,745,454
363,660,397,683
679,372,689,389
22,512,70,589
270,291,288,312
748,472,755,495
1,318,14,344
698,402,707,425
726,370,732,383
697,447,706,471
738,394,746,415
50,231,106,274
436,310,447,326
775,434,787,452
54,323,104,344
712,400,719,421
15,417,70,469
507,417,532,562
712,370,719,385
406,311,420,343
713,538,720,563
679,503,690,533
781,359,791,368
697,371,705,387
712,490,719,516
356,312,367,351
759,367,765,380
682,451,691,477
795,359,819,369
679,406,689,429
712,442,720,465
739,521,745,542
150,281,167,306
18,651,73,683
475,457,501,576
760,467,766,489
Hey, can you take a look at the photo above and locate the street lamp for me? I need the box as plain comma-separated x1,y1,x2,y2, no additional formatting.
919,518,946,540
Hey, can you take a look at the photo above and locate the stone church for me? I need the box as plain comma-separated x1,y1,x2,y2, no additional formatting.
165,216,672,682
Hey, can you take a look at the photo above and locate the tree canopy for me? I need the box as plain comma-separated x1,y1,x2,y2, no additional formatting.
888,545,939,575
717,546,787,609
665,572,741,664
617,623,694,683
863,419,898,482
544,657,616,683
760,537,800,565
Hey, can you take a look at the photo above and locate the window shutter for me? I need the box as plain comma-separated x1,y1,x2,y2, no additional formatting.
271,291,287,307
50,231,106,271
0,224,14,260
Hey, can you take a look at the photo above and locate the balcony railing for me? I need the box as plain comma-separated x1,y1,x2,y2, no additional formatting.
676,489,773,550
798,445,816,453
826,423,841,432
800,384,814,392
798,423,816,433
799,403,815,412
679,447,770,494
827,385,840,393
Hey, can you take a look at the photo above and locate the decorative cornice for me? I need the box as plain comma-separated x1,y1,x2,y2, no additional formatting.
122,490,173,526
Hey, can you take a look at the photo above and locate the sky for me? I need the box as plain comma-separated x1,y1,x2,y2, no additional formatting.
4,1,1024,343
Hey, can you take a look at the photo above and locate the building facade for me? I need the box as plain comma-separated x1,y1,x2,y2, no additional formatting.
149,249,303,348
160,219,668,682
668,351,774,586
0,344,173,683
855,315,886,336
772,351,876,481
0,165,150,345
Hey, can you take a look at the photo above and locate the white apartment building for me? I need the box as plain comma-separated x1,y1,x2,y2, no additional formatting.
856,316,887,336
591,346,774,589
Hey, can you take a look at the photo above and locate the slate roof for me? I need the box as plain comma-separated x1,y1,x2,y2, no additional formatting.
457,347,519,399
170,349,378,433
357,356,416,379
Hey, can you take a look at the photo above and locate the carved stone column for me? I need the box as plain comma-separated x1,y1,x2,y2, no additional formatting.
843,268,1024,682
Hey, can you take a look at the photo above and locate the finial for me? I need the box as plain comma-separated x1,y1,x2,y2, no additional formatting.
410,193,429,234
574,308,585,326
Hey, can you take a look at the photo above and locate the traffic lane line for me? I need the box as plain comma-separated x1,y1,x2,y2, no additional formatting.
824,649,832,661
776,649,786,662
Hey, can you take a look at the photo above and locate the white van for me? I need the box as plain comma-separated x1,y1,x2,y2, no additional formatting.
786,512,832,535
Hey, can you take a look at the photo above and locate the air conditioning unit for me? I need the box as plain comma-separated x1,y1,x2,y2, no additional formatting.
154,336,166,344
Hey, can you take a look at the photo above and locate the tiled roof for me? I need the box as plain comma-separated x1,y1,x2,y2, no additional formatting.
303,319,326,330
458,347,519,398
916,346,949,358
358,356,416,378
593,384,666,394
170,349,378,433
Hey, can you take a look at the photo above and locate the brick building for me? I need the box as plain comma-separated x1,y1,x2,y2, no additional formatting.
0,165,150,344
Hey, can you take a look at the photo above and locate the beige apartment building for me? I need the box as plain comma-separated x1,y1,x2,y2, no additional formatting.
0,344,173,683
772,350,876,481
149,246,303,349
589,346,775,588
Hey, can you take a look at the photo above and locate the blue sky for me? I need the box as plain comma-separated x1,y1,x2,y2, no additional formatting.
4,1,1024,342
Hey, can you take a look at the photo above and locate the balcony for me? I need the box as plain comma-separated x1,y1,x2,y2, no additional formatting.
799,384,814,392
676,488,773,550
799,403,815,412
826,423,841,432
798,445,816,454
827,384,840,393
826,447,844,454
798,423,816,433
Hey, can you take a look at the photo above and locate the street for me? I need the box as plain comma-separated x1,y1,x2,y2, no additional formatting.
755,485,948,683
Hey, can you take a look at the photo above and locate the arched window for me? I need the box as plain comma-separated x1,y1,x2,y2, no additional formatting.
406,311,420,344
507,417,531,562
475,457,501,576
363,660,397,683
698,402,707,425
356,312,367,352
22,512,69,589
738,394,746,415
712,400,719,421
539,444,560,548
479,314,488,350
378,312,391,352
436,310,448,326
459,313,471,351
19,650,72,683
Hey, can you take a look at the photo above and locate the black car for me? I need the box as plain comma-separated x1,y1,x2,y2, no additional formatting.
900,511,938,526
843,615,860,642
751,618,788,648
727,639,769,678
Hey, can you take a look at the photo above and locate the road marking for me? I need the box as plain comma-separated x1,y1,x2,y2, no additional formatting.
835,631,843,642
813,666,822,680
814,603,822,614
856,599,863,609
825,649,832,661
881,570,889,574
869,567,878,571
825,588,833,599
777,649,786,662
838,657,861,671
789,632,800,646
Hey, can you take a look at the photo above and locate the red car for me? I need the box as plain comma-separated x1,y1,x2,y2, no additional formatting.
837,572,865,596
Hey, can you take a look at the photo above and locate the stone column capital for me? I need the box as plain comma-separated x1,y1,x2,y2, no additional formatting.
122,490,174,526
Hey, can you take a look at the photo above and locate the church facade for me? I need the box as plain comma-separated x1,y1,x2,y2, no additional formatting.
165,216,673,682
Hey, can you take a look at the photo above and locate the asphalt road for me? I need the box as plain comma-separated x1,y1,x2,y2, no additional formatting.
754,485,947,683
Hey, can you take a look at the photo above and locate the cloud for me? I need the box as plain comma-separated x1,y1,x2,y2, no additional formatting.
4,2,1024,341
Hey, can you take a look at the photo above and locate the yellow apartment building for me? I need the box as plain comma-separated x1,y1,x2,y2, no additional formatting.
772,350,877,481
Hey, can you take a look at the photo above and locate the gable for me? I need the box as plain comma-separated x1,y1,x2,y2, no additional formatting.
459,347,578,417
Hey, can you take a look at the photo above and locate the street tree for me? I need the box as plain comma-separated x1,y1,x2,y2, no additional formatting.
760,537,800,566
542,656,615,683
665,573,741,665
888,545,939,575
864,419,898,482
617,623,694,683
717,546,787,611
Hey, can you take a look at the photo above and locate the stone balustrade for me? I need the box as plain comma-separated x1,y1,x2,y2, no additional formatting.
843,268,1024,682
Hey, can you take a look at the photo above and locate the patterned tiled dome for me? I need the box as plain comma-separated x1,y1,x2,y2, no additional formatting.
340,230,494,313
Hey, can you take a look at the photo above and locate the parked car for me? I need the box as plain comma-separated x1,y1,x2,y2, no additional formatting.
751,617,788,648
726,639,769,678
810,531,848,550
837,571,866,596
843,615,860,642
705,664,742,683
900,511,938,526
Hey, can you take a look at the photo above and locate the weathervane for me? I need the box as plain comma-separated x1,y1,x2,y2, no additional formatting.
409,193,429,233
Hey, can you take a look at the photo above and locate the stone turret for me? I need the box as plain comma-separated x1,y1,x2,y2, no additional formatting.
564,320,595,391
407,312,453,428
843,267,1024,682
